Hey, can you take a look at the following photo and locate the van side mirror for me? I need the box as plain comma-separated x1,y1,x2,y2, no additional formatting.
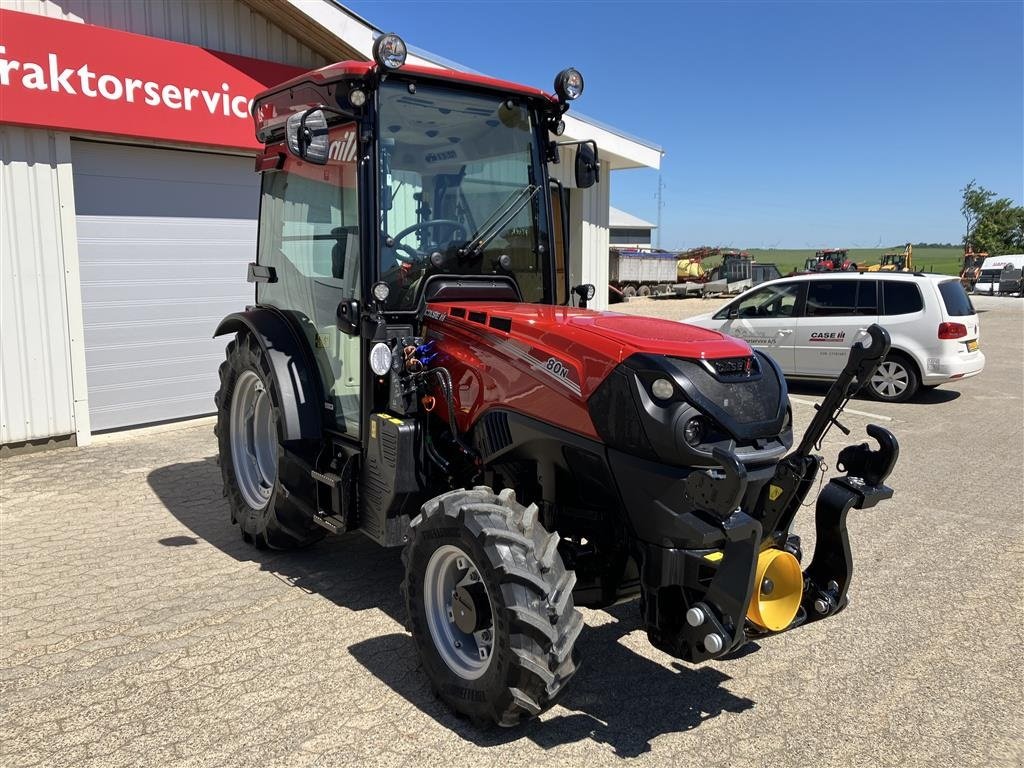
286,108,329,165
337,299,361,336
575,141,600,188
727,306,739,320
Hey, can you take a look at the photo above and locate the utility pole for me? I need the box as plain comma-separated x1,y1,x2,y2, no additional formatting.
655,172,665,249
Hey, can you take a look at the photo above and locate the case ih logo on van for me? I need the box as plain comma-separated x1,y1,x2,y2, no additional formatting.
809,331,847,342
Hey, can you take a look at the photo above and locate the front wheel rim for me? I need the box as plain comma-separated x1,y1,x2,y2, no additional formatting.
423,544,495,680
871,361,909,399
230,370,277,510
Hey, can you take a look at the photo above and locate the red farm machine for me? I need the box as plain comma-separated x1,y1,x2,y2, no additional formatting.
212,34,900,727
805,248,859,272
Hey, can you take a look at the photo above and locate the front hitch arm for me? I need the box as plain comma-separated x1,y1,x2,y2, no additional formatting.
802,423,899,623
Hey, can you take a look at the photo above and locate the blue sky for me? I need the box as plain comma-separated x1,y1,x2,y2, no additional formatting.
347,1,1023,249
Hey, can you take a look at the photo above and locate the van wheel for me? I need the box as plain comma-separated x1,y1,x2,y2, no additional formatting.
403,487,583,727
215,333,325,549
867,352,919,403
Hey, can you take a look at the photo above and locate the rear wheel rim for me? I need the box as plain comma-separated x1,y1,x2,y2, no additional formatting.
871,361,909,399
230,370,277,510
423,544,495,680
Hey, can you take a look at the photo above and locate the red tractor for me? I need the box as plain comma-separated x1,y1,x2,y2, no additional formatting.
213,34,899,726
805,248,859,272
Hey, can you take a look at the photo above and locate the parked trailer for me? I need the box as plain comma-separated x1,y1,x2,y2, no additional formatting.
973,254,1024,295
609,248,678,297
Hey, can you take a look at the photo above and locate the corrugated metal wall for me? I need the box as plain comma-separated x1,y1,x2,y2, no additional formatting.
6,0,328,70
551,149,611,310
0,126,78,444
0,0,330,446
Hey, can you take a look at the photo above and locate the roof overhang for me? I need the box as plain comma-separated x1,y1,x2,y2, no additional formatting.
241,0,661,171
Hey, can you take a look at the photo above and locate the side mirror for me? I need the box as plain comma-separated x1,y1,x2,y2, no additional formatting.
727,306,739,320
573,283,596,309
286,108,329,165
337,299,361,336
575,141,600,189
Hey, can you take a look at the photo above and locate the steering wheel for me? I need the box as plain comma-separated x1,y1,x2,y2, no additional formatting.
389,219,466,264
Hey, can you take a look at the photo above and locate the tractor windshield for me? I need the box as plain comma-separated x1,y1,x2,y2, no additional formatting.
377,81,550,310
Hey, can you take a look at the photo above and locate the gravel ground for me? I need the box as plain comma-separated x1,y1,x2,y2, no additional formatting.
1,295,1021,768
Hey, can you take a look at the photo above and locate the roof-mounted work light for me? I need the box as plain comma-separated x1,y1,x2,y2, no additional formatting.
373,33,408,71
554,68,584,101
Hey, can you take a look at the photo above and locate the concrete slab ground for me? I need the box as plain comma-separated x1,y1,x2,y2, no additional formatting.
2,295,1021,768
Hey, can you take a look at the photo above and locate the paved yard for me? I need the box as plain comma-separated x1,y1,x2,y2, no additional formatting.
2,296,1022,767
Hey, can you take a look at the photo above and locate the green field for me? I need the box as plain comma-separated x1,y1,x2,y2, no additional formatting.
709,247,964,276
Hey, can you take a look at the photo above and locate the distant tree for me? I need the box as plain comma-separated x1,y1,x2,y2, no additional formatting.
961,180,1024,254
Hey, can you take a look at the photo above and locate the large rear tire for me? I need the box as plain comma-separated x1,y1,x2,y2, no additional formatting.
402,487,583,726
214,332,325,549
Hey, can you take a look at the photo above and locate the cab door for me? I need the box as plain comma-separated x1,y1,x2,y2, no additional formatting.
713,281,804,373
256,122,363,438
794,279,878,376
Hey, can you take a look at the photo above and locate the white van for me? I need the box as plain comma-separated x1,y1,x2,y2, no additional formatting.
973,254,1024,295
686,272,985,402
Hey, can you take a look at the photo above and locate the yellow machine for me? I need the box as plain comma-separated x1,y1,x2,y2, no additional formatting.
865,244,913,272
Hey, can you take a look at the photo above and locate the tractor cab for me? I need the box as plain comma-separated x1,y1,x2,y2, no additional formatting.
244,40,596,439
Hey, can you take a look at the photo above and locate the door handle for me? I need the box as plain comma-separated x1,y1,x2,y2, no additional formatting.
778,329,793,336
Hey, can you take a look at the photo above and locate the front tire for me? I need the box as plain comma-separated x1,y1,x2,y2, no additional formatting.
215,333,325,549
867,352,920,403
403,487,583,726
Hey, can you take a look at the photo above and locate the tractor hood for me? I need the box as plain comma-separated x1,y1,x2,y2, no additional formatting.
423,301,787,447
424,302,751,400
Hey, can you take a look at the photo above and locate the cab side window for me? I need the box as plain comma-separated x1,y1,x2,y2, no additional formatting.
881,281,924,315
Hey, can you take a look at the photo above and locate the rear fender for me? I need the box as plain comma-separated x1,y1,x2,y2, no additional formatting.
214,308,323,442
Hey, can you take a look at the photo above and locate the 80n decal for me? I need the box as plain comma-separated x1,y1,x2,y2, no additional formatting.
545,357,572,380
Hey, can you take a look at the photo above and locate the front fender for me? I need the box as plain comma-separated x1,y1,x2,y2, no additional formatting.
215,308,323,442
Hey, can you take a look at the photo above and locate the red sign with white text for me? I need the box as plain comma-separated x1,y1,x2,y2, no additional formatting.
0,9,306,150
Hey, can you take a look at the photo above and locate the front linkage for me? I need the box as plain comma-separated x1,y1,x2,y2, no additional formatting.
643,324,899,662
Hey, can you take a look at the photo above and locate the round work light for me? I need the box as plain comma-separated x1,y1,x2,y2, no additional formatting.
554,68,584,101
369,342,393,377
373,33,408,71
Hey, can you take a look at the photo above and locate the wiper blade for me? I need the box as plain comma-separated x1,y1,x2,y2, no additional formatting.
461,184,539,260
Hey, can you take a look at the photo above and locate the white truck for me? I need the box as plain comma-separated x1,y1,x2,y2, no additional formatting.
973,254,1024,295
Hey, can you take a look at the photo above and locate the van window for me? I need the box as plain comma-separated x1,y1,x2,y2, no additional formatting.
881,281,924,315
713,282,802,320
805,280,858,317
937,280,975,317
857,280,878,313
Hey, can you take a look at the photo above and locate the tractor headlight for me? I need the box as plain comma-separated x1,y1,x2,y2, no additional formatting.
554,68,584,101
369,342,393,376
683,417,707,446
650,378,674,401
373,33,407,71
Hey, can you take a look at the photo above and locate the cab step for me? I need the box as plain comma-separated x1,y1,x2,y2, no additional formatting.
312,513,348,534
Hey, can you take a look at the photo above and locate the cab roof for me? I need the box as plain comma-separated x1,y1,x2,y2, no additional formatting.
255,60,558,105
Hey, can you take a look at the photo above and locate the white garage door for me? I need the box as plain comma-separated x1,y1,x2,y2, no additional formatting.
72,141,259,431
